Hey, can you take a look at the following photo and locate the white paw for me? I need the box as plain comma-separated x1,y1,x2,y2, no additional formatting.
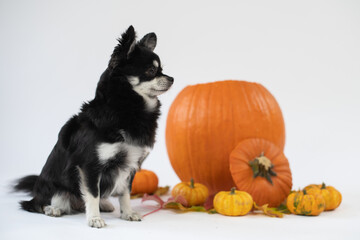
99,199,115,212
44,206,62,217
120,211,142,221
88,216,106,228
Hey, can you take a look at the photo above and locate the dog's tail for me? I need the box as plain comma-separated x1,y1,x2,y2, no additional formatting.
14,175,44,213
13,175,38,194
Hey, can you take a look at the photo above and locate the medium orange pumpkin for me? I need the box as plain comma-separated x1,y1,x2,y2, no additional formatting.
131,169,158,195
229,138,292,207
166,80,285,195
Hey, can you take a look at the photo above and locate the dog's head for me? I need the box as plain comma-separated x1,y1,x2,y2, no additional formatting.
108,26,174,99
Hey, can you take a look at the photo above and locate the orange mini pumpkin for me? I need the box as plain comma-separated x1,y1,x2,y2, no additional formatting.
304,183,342,211
229,138,292,207
171,178,209,207
166,80,286,195
287,189,325,216
131,169,158,195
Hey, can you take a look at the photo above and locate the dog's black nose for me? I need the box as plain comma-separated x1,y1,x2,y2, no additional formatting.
168,77,174,83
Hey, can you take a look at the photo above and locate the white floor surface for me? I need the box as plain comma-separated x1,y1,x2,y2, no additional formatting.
1,179,359,240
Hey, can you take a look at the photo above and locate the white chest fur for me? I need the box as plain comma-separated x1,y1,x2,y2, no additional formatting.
96,141,151,195
97,142,147,165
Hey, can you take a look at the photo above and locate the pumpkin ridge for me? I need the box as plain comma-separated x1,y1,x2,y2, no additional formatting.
275,174,292,186
225,81,236,157
275,180,291,200
186,85,199,184
254,83,269,116
217,82,236,191
200,83,214,191
204,84,213,192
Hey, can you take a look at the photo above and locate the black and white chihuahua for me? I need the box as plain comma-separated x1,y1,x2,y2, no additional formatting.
14,26,174,228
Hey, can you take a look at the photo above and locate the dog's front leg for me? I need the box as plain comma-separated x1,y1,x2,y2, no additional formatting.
84,189,105,228
79,168,106,228
119,189,141,221
119,170,141,221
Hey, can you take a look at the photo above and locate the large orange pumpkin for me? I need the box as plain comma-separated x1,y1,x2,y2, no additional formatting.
166,80,286,195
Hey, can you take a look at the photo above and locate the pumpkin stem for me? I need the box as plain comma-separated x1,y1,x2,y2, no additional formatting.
248,153,277,185
230,187,236,195
190,178,195,188
321,182,326,189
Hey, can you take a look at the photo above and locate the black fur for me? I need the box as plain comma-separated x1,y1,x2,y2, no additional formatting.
14,26,173,220
14,175,38,194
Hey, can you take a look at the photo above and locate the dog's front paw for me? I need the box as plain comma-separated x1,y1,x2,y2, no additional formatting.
120,211,142,221
88,216,106,228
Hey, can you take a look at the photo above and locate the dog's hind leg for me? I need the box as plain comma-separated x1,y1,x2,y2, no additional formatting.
100,198,114,212
43,192,72,217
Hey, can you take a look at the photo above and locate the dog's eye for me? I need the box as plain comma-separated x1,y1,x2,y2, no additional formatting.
145,66,157,77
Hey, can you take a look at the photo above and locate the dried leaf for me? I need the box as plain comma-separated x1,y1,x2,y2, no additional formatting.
142,194,165,206
253,202,284,218
203,195,215,210
165,202,189,211
207,208,217,214
154,186,170,196
188,206,207,212
165,195,188,207
164,203,207,213
141,194,166,218
141,194,216,216
131,186,170,199
276,204,291,214
130,193,144,199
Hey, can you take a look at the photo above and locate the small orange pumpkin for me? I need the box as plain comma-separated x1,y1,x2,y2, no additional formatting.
304,183,342,211
171,178,209,207
229,138,292,207
213,187,253,216
286,189,325,216
131,169,158,195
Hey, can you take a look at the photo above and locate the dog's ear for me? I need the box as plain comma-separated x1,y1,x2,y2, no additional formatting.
121,25,136,57
109,25,136,69
139,33,157,51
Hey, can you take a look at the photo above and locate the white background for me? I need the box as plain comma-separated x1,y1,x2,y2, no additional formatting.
0,0,359,239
